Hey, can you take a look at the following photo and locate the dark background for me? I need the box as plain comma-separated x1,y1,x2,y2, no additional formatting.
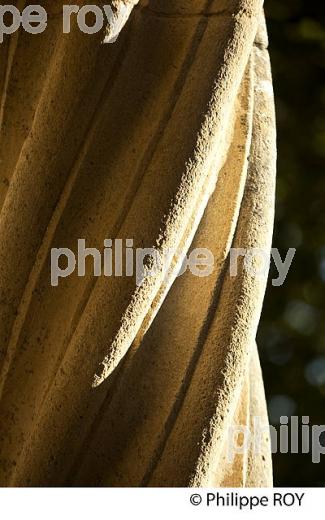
259,0,325,486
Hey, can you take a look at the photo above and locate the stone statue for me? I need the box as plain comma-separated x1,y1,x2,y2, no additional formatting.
0,0,276,486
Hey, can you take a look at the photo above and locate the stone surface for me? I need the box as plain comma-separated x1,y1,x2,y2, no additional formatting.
0,0,275,486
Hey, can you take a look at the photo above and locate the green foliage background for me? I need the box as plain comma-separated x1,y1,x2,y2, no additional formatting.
259,0,325,486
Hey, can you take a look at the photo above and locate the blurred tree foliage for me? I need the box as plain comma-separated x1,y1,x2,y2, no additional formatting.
258,0,325,486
